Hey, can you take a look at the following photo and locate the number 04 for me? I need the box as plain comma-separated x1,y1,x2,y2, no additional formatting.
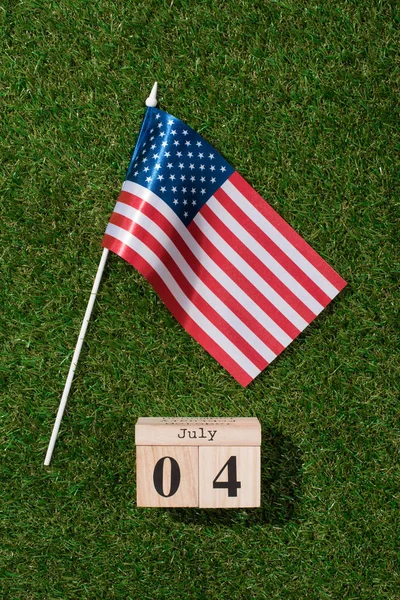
152,455,242,498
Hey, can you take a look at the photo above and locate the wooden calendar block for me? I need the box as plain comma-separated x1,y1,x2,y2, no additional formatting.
136,446,198,507
135,418,261,508
199,446,260,508
135,417,261,446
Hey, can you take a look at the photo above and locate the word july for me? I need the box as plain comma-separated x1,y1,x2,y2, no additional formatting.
177,428,217,442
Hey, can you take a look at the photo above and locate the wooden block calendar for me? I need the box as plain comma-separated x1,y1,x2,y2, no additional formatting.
135,417,261,508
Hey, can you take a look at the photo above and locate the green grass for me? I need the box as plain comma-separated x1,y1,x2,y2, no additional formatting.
1,0,399,598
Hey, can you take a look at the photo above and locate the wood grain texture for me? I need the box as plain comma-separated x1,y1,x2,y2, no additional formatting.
136,445,198,507
198,446,261,508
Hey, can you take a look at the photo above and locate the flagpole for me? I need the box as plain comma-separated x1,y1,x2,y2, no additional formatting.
44,247,109,465
44,82,158,466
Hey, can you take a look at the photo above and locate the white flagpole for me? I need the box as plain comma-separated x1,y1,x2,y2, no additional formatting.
44,247,109,465
44,82,158,466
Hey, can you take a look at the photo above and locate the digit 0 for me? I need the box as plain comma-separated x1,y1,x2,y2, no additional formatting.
153,456,181,497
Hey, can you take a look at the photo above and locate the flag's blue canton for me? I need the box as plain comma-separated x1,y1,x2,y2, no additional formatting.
126,108,234,225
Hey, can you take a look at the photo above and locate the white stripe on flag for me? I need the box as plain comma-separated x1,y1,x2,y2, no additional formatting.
222,178,339,298
121,181,292,346
112,201,277,363
206,195,324,315
105,221,260,379
193,208,309,332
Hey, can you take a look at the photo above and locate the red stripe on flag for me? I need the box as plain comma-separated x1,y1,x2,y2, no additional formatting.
102,233,254,386
202,197,317,322
107,212,268,372
213,186,332,308
188,218,300,342
118,190,178,241
116,190,285,355
229,171,347,292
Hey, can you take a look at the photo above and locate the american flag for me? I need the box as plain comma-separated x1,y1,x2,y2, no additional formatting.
102,107,346,386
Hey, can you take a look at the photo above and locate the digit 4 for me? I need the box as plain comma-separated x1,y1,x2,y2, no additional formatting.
212,456,241,497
